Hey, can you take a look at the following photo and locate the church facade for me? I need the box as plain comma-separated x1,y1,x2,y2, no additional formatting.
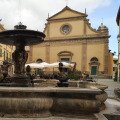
29,6,113,77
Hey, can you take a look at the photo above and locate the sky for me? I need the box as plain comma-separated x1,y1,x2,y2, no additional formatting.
0,0,120,55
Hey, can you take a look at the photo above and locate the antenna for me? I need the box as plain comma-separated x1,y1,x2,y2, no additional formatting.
85,8,86,14
102,18,103,23
101,18,104,26
48,13,50,18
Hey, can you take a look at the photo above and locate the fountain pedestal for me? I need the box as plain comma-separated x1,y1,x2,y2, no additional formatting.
0,87,107,117
11,42,29,87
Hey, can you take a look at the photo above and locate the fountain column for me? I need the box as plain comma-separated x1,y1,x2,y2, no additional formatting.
12,43,28,75
9,24,30,87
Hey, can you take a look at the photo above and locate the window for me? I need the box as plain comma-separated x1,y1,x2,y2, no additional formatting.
0,48,2,57
6,51,8,60
58,51,73,62
90,57,99,65
113,67,117,71
60,24,72,35
3,50,5,60
36,59,43,63
114,60,118,64
91,57,98,62
60,58,70,62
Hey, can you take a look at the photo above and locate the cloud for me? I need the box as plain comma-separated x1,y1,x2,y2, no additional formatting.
70,0,112,13
0,0,112,31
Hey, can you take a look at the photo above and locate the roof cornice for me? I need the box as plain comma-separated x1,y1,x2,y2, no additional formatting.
48,16,85,22
47,6,87,21
44,34,110,42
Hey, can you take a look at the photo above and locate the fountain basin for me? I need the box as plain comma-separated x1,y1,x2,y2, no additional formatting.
33,79,108,91
0,87,107,117
0,29,45,45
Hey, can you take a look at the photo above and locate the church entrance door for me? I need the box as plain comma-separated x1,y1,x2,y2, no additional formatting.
91,66,97,75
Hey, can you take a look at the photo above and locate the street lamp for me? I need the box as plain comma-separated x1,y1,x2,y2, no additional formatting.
117,34,120,82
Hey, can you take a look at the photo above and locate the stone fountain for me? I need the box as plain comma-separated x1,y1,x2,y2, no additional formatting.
0,23,108,118
0,22,45,87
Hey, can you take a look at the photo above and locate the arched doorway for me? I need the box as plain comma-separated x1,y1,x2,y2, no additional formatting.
90,57,99,75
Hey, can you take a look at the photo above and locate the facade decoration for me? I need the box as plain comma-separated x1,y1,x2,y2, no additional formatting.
60,24,72,35
29,6,113,78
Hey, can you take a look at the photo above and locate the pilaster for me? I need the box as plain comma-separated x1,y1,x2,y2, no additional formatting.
45,44,50,63
81,40,87,72
83,19,87,35
29,46,33,63
104,41,109,75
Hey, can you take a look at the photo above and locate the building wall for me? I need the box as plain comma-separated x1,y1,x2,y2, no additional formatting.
49,43,82,68
0,24,13,75
48,20,85,38
0,24,13,63
32,45,46,62
50,10,84,19
0,45,13,62
86,42,105,72
30,40,110,76
108,52,114,78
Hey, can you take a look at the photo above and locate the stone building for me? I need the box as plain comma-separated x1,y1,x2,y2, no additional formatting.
116,7,120,80
0,23,13,76
28,6,113,77
0,23,13,63
113,56,118,79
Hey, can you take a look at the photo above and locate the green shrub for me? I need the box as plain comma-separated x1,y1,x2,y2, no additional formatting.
68,70,82,80
114,69,118,82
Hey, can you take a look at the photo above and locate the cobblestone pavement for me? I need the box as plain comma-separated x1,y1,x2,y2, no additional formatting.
95,79,120,99
95,98,120,120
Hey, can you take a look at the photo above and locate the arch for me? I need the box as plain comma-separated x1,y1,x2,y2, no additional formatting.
36,58,43,63
58,51,73,62
90,57,98,62
58,51,73,56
